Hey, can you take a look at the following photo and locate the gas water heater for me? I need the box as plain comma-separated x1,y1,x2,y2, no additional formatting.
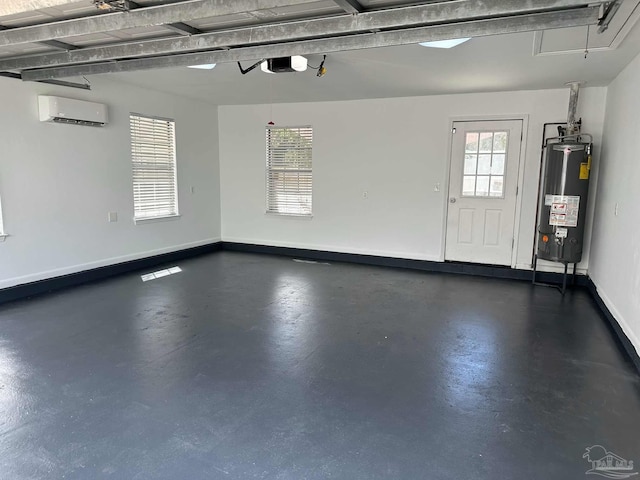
537,141,592,263
534,82,593,290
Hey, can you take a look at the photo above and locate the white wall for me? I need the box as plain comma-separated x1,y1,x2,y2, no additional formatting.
589,52,640,357
219,87,606,270
0,76,220,289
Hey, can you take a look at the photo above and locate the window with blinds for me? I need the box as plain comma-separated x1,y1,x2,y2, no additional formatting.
266,126,312,216
130,113,178,221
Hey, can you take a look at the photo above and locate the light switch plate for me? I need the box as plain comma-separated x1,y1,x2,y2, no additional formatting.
108,212,118,222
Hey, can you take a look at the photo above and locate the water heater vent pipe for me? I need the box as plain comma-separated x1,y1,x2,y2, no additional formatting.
566,81,581,135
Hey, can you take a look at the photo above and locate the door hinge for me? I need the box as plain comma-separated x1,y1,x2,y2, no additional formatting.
452,127,457,134
516,186,519,196
512,238,515,248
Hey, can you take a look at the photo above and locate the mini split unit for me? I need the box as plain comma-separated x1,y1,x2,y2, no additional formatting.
38,95,109,127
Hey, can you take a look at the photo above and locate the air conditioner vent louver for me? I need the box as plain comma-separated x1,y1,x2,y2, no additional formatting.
38,95,108,127
52,117,104,127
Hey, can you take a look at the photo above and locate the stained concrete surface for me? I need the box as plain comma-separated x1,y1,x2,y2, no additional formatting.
0,251,638,479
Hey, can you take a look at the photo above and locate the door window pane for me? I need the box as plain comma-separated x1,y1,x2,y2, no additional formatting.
493,132,507,153
460,130,508,198
477,155,491,175
465,133,479,153
464,155,477,174
479,132,493,153
476,176,490,196
491,154,505,175
463,176,476,196
490,176,504,197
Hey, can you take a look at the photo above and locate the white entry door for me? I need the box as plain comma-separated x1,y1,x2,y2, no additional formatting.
445,120,523,266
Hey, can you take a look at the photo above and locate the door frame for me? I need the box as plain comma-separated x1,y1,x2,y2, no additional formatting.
440,114,530,268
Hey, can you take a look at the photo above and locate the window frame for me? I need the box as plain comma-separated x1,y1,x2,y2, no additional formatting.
130,112,179,223
0,194,7,241
265,125,313,217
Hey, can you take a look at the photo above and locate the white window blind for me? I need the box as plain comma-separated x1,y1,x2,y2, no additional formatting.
266,126,312,216
130,113,178,220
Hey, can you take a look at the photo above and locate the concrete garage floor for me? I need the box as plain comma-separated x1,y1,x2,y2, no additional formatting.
0,252,639,479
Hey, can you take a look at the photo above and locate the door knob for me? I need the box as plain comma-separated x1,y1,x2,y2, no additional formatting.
450,197,457,203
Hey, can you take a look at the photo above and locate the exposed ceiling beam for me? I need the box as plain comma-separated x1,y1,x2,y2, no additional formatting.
333,0,363,14
0,71,90,89
0,0,320,47
126,1,203,37
21,8,601,81
0,24,79,51
0,0,600,72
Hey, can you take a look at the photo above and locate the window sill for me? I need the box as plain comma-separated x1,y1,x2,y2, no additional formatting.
134,214,181,225
0,233,8,242
265,212,313,220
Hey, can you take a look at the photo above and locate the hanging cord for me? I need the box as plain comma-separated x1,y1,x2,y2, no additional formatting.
584,26,590,59
307,55,327,77
237,60,264,75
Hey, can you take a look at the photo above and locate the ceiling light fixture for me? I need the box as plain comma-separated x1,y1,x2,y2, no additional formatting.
419,38,471,49
188,64,217,70
260,56,308,73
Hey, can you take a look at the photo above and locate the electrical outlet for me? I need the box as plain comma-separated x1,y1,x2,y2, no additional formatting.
434,182,440,192
108,212,118,222
614,203,619,216
363,191,368,199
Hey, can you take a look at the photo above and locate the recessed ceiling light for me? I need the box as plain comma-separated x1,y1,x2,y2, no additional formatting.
188,64,217,70
419,38,471,49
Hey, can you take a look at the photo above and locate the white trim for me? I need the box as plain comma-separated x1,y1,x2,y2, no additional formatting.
0,233,8,242
265,212,313,220
442,114,528,267
511,115,530,269
0,237,220,289
134,214,181,224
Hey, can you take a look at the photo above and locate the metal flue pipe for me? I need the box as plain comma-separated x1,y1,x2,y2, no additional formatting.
566,81,581,135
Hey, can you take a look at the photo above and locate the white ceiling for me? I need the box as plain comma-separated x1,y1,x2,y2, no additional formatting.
94,18,640,106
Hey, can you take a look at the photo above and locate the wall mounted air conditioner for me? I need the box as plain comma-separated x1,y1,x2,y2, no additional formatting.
38,95,108,127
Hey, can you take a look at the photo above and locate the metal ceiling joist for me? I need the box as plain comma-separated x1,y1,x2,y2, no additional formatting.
21,8,601,81
333,0,364,14
0,71,90,90
0,0,320,47
125,1,203,37
163,22,202,36
39,39,80,50
0,0,599,72
0,24,79,52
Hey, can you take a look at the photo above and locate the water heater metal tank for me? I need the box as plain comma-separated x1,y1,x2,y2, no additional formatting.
537,141,592,263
